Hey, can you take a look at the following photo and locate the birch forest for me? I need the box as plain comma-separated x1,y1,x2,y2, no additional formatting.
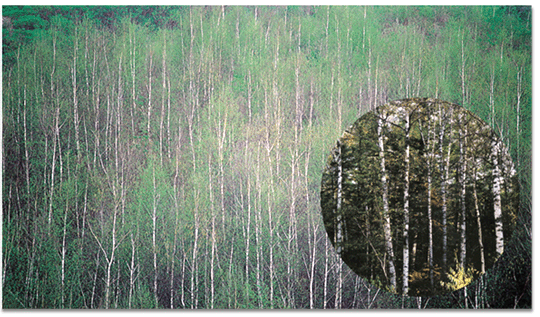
321,98,518,297
2,6,531,309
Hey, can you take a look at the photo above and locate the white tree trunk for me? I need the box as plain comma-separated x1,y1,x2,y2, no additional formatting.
128,232,136,309
255,143,263,308
516,66,522,169
152,165,159,308
147,53,153,143
191,190,199,309
335,140,343,255
459,126,468,269
420,113,435,291
160,33,166,166
377,114,397,290
402,114,410,296
441,136,452,271
492,139,504,256
473,165,485,274
208,153,216,309
334,140,343,309
72,27,80,160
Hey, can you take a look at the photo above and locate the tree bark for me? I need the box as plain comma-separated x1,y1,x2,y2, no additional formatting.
439,106,452,271
147,52,153,144
461,29,467,107
377,112,397,291
473,163,485,274
72,26,80,160
492,138,504,256
334,140,343,255
489,63,495,128
160,32,167,166
61,178,68,308
420,111,435,291
516,66,522,170
264,89,275,309
243,137,252,305
459,124,468,269
402,112,410,296
323,237,329,309
334,140,343,308
255,143,263,308
130,26,136,138
208,153,216,309
128,231,137,309
152,165,159,308
48,34,58,230
191,189,199,309
427,144,434,291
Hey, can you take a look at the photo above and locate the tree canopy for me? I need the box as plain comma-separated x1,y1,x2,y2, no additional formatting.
2,5,531,309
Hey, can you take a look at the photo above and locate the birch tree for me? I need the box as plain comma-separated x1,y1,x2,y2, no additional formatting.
419,107,436,292
402,108,411,296
491,137,504,257
459,118,468,270
377,109,397,291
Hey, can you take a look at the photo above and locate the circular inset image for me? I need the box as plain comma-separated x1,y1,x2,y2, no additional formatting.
321,98,518,296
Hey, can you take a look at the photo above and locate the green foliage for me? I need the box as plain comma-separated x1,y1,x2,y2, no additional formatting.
440,266,478,292
2,5,531,309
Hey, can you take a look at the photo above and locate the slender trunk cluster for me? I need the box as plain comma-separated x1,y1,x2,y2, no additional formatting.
3,6,527,309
